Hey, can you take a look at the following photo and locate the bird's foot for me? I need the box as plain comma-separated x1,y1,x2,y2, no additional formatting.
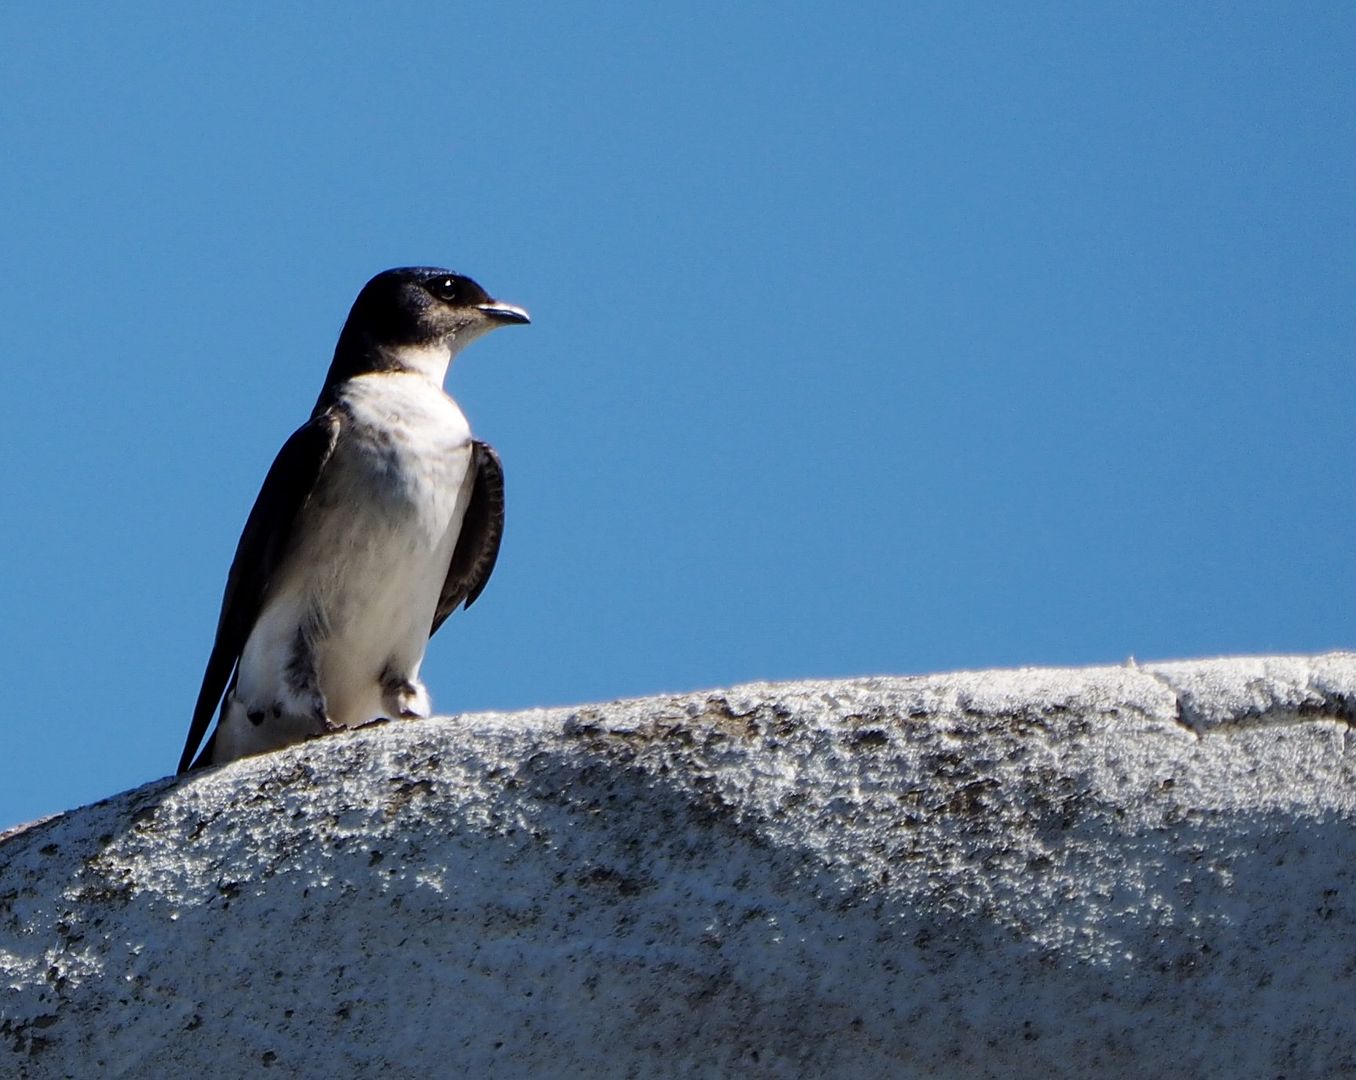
302,714,344,741
380,669,431,721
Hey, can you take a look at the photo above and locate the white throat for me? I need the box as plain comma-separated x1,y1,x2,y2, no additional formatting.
382,323,495,386
383,342,454,385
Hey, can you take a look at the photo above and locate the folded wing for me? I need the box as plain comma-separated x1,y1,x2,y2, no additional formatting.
431,439,505,636
178,412,343,773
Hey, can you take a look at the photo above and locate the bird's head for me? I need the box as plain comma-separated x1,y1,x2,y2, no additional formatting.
330,266,530,386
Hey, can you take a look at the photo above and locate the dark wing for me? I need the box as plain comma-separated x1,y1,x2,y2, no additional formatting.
178,412,343,773
431,440,505,636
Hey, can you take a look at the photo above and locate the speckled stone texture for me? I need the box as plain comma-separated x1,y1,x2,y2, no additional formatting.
3,654,1356,1078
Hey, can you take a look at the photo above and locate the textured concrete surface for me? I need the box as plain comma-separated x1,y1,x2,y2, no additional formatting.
3,654,1356,1078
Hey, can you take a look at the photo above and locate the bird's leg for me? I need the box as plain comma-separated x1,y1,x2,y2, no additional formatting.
285,623,334,735
380,663,432,720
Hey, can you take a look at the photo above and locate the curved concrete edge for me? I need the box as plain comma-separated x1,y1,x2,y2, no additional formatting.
2,653,1355,1078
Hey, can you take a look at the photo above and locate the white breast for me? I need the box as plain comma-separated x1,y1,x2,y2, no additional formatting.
235,372,475,730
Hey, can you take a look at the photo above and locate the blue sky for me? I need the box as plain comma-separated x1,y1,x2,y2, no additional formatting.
3,4,1353,828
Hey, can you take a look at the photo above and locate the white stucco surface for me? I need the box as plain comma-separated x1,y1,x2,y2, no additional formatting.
3,654,1355,1078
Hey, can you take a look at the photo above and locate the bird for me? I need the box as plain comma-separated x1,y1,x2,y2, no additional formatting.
178,267,529,773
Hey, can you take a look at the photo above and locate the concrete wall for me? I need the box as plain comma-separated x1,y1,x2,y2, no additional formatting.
3,654,1355,1078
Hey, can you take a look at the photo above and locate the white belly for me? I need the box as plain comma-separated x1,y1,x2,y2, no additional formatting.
222,373,474,760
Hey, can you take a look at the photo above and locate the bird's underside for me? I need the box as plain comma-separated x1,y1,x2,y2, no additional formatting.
179,267,523,773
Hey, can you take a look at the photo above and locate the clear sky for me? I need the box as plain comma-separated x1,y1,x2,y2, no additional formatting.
3,4,1353,828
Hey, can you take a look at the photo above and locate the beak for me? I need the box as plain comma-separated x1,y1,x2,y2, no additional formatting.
477,301,531,325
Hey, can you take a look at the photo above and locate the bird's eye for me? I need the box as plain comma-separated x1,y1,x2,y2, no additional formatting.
427,276,461,302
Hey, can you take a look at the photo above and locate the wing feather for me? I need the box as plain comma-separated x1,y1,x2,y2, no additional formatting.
431,440,505,637
178,412,342,773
